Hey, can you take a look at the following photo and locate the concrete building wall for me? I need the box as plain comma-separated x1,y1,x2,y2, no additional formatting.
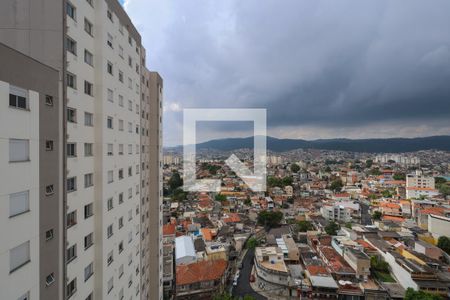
0,42,61,300
148,72,164,300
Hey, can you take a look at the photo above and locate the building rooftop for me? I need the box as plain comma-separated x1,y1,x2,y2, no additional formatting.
176,259,227,286
175,235,196,261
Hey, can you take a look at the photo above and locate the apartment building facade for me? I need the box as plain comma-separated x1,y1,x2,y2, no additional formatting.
0,0,162,299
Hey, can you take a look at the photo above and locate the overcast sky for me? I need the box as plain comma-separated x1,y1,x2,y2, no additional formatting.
123,0,450,146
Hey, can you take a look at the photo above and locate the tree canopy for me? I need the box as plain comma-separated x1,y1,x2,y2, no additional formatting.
372,211,382,221
257,210,283,228
297,220,314,232
330,179,343,192
291,163,300,173
325,221,340,235
437,236,450,255
405,288,442,300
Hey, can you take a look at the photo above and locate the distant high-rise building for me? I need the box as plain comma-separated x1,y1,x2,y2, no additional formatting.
0,0,163,299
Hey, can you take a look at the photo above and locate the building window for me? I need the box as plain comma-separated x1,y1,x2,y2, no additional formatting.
67,244,77,263
128,188,132,199
128,56,132,67
107,116,113,129
45,185,54,195
46,273,55,286
107,225,113,238
66,2,76,20
84,173,93,188
107,33,113,48
118,119,124,131
119,70,124,82
107,61,113,75
9,190,29,217
107,277,114,294
67,177,77,192
119,168,124,179
119,217,124,229
107,198,113,211
84,50,93,66
84,81,93,96
128,144,132,154
9,241,30,273
66,37,77,55
119,193,124,204
9,85,28,110
118,144,124,155
67,278,77,298
67,210,77,228
119,94,124,107
67,72,76,89
119,45,124,58
84,203,93,219
84,233,93,249
9,139,29,162
128,78,132,89
107,143,113,156
45,95,54,106
118,241,124,253
45,229,54,241
85,293,93,300
46,140,54,151
107,170,113,183
84,263,94,282
17,291,30,300
119,264,124,278
67,143,77,157
67,107,76,123
84,18,93,36
84,143,93,156
107,10,113,22
86,0,93,7
107,88,113,102
84,112,93,126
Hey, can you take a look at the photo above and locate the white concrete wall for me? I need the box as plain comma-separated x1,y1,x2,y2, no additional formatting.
0,81,40,299
65,0,143,298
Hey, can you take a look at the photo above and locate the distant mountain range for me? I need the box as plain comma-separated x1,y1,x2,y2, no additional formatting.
169,135,450,153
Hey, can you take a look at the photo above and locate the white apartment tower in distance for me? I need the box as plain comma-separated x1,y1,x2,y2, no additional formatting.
0,0,163,299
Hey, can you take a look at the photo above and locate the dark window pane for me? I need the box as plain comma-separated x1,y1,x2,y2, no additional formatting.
18,96,26,108
9,94,16,106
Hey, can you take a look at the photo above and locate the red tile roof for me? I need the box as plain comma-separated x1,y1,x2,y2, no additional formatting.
163,224,176,236
176,259,227,285
222,213,241,223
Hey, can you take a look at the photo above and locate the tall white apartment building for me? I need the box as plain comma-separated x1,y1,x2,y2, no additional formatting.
0,0,163,299
406,170,438,199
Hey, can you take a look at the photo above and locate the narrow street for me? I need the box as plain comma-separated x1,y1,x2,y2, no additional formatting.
232,249,266,300
360,202,372,225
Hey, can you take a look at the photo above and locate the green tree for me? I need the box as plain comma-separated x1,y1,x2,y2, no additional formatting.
244,196,252,206
405,288,442,300
381,190,392,198
246,237,259,249
215,194,227,202
168,171,183,192
437,236,450,255
257,211,283,228
439,185,450,197
370,168,382,176
330,179,343,192
297,220,313,232
435,177,447,186
172,188,187,201
291,163,300,173
372,211,382,221
393,173,406,180
325,221,340,235
365,159,373,168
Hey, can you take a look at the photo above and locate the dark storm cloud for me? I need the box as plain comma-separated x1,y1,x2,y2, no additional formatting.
126,0,450,145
